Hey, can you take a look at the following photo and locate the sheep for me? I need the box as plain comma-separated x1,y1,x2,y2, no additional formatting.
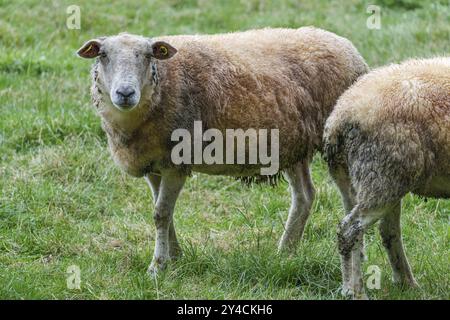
77,27,368,275
323,57,450,299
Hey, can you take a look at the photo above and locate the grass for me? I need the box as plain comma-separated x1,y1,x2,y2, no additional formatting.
0,0,449,300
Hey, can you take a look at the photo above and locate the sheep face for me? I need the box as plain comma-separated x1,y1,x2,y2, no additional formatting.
77,33,177,111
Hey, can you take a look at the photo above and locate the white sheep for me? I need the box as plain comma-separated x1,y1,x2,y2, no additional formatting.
324,57,450,299
77,27,368,275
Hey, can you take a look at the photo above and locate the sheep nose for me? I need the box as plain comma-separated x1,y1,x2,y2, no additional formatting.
116,87,135,98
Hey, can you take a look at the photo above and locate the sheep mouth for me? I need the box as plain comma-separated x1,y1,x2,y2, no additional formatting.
111,97,140,111
112,101,138,111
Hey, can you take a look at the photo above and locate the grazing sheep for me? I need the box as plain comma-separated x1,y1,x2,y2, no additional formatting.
324,57,450,299
77,27,368,275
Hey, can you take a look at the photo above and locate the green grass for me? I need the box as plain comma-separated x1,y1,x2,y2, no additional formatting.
0,0,449,299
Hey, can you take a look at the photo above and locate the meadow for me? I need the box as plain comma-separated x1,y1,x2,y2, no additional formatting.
0,0,449,299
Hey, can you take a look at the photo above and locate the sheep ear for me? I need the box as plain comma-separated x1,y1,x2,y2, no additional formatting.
77,39,103,59
151,41,177,60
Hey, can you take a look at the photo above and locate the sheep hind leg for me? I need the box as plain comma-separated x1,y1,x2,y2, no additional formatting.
145,174,182,260
278,161,315,253
379,200,418,288
147,172,186,277
350,232,367,300
331,166,355,213
338,205,385,299
330,166,356,296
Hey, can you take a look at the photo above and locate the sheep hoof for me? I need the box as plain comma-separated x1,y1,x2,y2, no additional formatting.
147,266,159,278
340,285,353,298
341,285,369,300
147,258,168,277
353,292,369,300
277,238,299,254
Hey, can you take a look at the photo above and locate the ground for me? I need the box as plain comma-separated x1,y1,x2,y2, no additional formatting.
0,0,449,299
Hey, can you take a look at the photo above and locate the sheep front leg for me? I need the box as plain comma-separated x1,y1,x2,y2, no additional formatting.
147,172,186,276
145,174,182,259
278,161,315,252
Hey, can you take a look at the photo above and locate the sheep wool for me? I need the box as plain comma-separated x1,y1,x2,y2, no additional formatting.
323,57,450,299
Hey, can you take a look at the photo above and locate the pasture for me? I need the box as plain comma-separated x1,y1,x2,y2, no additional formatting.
0,0,449,299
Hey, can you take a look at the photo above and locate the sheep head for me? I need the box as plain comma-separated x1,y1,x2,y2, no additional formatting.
77,33,177,111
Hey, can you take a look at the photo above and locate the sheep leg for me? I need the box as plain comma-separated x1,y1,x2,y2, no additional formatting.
147,172,186,276
145,174,182,259
338,205,384,299
338,210,357,298
340,251,352,296
278,161,315,252
331,166,367,294
350,233,367,299
379,200,418,287
331,166,355,213
145,174,161,202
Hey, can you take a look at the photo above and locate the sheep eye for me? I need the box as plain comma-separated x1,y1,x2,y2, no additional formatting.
99,52,107,58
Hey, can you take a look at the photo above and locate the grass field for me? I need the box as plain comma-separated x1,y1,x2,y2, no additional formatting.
0,0,449,299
